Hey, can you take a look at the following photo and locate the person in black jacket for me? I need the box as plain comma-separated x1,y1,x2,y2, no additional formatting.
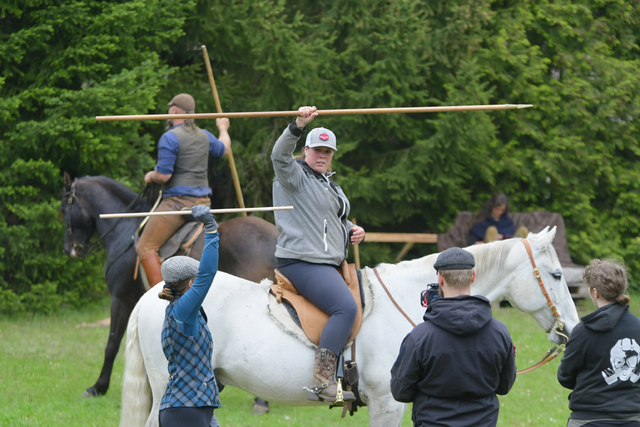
557,259,640,427
390,247,517,427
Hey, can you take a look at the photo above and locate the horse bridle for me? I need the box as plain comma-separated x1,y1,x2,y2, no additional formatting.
521,238,568,340
374,238,570,374
64,179,149,256
65,180,103,255
517,238,568,374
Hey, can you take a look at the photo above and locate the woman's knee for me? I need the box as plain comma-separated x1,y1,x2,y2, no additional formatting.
341,296,358,323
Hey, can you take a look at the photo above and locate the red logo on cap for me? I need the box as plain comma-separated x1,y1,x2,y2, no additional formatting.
320,133,329,141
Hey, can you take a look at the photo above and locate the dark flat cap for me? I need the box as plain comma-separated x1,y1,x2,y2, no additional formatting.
434,247,475,271
161,256,199,283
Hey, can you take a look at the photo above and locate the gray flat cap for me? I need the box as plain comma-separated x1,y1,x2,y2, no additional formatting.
434,247,475,271
161,256,200,283
168,93,195,111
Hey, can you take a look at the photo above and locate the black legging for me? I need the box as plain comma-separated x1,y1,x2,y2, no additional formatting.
279,261,358,355
159,407,218,427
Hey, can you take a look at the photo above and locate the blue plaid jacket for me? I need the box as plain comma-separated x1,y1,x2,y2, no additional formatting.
159,301,221,409
159,231,221,410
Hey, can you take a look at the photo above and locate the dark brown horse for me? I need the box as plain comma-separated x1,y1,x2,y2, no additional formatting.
61,173,278,398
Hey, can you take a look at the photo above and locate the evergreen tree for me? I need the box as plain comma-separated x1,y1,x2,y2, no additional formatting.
2,0,639,312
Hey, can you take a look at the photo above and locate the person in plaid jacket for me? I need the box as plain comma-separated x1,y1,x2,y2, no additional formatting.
157,205,221,427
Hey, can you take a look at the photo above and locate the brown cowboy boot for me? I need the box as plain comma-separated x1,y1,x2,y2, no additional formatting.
141,252,163,288
484,225,499,243
307,348,355,403
514,226,529,239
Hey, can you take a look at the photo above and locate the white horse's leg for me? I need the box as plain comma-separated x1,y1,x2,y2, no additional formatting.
367,394,406,427
138,293,169,427
119,300,152,427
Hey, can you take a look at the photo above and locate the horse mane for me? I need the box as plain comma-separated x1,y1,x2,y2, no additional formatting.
78,176,150,212
467,240,515,279
373,239,516,279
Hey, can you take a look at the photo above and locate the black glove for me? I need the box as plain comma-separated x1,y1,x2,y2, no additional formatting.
191,205,218,232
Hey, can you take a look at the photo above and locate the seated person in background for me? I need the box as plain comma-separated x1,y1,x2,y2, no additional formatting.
468,193,528,245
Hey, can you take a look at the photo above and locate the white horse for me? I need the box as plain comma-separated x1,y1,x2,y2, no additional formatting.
120,227,579,427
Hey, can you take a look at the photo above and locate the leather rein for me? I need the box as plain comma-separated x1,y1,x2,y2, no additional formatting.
373,238,569,375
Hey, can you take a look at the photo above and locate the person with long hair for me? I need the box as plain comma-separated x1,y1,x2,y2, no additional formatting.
557,259,640,427
270,105,365,403
157,205,221,427
468,193,527,245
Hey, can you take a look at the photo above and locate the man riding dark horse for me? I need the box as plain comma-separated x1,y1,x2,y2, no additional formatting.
136,93,231,287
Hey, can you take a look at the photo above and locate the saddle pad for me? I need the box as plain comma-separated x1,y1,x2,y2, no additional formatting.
267,263,374,349
158,221,203,261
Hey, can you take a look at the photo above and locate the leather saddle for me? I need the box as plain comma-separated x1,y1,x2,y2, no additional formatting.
133,220,204,282
270,261,364,347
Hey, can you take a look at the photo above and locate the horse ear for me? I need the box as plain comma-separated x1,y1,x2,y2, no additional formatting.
63,171,72,191
529,226,557,250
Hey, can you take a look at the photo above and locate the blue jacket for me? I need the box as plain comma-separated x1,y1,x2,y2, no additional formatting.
558,303,640,420
390,295,516,427
160,231,221,410
469,214,516,245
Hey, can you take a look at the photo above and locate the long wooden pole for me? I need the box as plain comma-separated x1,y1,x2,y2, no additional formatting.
96,104,533,122
99,205,293,219
352,218,361,270
201,45,247,216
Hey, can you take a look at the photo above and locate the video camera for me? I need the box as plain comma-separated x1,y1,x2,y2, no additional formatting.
420,283,440,307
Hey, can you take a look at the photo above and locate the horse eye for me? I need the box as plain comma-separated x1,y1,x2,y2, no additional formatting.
552,273,562,281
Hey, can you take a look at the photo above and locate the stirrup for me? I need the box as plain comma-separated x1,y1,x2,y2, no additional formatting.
334,378,346,405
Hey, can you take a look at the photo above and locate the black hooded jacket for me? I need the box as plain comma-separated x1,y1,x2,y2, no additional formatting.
390,295,516,427
557,303,640,420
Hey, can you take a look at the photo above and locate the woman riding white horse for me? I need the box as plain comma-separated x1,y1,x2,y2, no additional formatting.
121,227,580,427
271,105,365,402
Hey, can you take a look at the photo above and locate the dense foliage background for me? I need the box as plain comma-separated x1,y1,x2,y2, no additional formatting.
1,0,639,313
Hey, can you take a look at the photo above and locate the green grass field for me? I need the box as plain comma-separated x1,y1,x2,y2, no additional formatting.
2,294,638,427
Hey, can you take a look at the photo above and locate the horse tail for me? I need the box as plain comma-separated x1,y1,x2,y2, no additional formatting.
119,300,152,427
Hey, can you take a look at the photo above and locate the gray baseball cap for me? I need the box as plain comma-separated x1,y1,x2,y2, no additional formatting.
305,127,337,151
161,256,200,283
434,247,475,271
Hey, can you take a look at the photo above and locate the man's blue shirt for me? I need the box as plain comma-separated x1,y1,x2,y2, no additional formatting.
155,124,226,197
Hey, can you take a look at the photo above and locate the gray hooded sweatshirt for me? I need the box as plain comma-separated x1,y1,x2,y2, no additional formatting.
271,122,354,266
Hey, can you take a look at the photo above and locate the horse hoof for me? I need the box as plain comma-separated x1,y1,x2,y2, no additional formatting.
82,388,98,398
252,399,270,415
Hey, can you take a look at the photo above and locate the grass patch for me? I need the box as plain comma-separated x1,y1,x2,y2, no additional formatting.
2,294,638,426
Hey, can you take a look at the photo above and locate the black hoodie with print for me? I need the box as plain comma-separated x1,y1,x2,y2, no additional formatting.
390,295,516,427
558,303,640,420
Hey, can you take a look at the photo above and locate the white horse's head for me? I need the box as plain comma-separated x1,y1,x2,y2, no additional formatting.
471,226,580,345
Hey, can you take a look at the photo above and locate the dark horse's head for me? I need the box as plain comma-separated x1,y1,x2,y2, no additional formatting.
61,173,155,258
61,172,97,258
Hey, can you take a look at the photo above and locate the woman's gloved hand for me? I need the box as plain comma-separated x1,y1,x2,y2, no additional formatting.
191,205,218,232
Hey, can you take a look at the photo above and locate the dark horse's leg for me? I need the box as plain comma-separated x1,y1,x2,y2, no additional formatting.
83,246,145,397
